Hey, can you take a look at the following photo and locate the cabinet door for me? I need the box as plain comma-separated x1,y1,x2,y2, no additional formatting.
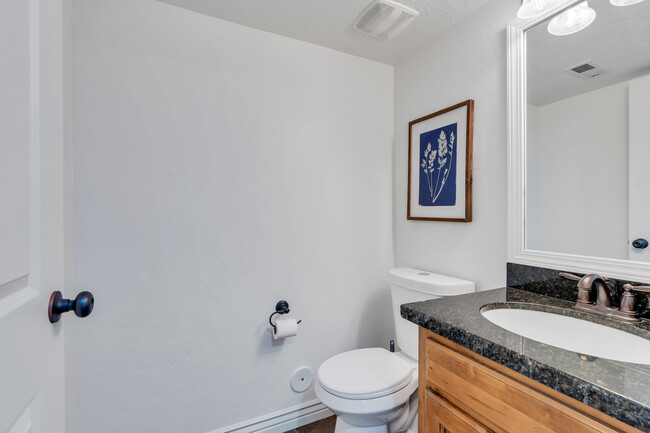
425,388,491,433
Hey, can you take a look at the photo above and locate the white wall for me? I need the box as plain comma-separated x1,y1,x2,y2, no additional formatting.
526,81,629,259
393,0,519,291
68,1,394,432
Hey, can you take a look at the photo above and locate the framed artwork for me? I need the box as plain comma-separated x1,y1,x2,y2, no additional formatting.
407,99,474,222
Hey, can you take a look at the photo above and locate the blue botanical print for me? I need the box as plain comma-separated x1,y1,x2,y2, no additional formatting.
419,123,457,206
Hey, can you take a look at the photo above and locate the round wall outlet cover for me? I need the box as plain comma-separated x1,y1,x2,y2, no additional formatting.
290,366,313,393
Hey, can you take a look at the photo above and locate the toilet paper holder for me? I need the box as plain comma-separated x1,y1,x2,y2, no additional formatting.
269,300,301,334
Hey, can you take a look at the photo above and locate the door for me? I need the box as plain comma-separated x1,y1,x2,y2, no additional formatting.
424,390,491,433
629,74,650,262
0,0,66,432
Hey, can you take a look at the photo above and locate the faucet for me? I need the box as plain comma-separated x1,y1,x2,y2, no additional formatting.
577,274,611,309
560,272,643,322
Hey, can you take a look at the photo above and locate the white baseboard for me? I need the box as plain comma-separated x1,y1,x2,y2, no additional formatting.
207,400,334,433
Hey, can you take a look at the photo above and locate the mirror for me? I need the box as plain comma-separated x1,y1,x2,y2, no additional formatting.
507,0,650,281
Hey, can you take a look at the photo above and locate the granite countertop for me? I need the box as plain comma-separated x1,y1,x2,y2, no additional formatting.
401,288,650,432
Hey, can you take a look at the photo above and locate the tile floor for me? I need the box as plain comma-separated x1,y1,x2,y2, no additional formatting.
284,415,336,433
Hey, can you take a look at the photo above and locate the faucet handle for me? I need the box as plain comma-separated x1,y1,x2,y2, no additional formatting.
623,283,650,294
560,272,592,304
559,272,610,282
620,283,650,315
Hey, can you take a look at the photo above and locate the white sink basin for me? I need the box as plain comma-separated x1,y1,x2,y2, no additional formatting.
481,307,650,365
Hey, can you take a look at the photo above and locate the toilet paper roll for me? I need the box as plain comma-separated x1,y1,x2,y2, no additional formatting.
273,317,298,340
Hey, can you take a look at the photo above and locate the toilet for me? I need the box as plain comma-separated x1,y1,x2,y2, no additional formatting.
314,268,475,433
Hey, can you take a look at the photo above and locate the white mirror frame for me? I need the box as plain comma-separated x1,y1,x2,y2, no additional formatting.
506,0,650,283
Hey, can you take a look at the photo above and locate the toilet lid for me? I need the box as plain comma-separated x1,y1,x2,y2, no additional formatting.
318,348,414,400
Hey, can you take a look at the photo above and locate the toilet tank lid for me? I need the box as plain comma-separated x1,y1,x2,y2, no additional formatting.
389,267,475,296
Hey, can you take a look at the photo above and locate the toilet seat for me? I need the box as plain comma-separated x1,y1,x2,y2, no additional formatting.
318,348,414,400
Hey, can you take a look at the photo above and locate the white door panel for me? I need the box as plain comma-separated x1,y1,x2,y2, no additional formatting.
0,0,66,432
0,0,31,284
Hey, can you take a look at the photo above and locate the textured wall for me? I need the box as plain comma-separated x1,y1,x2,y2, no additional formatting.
68,0,394,431
393,0,519,291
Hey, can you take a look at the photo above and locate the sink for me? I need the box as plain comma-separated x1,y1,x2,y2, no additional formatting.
481,307,650,365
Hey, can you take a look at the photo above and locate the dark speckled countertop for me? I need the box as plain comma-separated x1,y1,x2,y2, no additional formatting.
401,288,650,432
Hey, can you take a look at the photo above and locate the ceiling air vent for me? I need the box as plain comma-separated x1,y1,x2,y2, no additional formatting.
354,0,419,39
564,61,608,79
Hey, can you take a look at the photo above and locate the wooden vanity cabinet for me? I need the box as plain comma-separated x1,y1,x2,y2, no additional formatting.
424,389,492,433
418,328,642,433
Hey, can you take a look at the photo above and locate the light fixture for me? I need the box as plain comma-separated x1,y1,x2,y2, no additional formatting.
547,1,596,36
610,0,646,5
517,0,555,19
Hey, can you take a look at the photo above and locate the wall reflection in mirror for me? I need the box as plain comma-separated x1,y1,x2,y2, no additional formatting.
524,0,650,262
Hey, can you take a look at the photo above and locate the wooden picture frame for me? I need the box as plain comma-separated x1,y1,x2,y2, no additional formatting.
407,100,474,222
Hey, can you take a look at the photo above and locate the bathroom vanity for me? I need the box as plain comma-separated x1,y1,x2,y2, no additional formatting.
402,287,650,433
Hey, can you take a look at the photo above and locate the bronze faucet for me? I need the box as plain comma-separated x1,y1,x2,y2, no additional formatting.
559,273,649,322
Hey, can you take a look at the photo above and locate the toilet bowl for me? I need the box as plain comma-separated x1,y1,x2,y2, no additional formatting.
315,348,418,433
315,268,475,433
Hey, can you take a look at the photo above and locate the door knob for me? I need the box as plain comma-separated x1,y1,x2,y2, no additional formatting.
48,291,94,323
632,238,648,249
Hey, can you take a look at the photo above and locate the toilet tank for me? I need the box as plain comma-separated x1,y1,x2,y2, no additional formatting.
390,268,475,360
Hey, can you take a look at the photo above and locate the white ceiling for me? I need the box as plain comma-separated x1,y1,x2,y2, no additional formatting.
527,0,650,106
157,0,493,65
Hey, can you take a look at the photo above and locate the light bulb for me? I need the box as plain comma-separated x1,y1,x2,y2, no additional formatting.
547,1,596,36
517,0,554,18
610,0,645,5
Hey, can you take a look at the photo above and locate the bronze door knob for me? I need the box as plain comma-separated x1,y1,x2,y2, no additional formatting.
48,291,94,323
